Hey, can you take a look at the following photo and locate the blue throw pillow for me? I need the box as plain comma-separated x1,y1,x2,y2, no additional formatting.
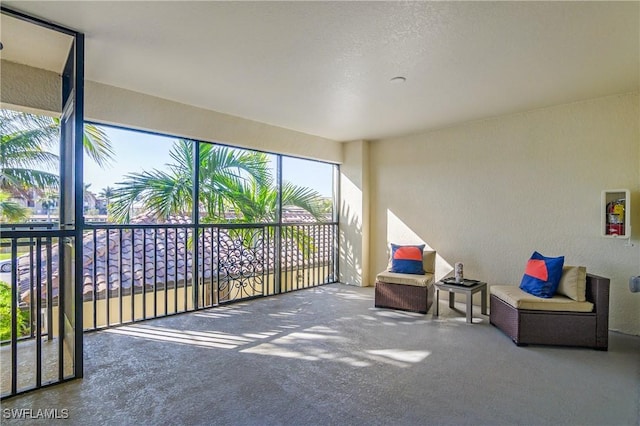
519,251,565,298
390,244,425,275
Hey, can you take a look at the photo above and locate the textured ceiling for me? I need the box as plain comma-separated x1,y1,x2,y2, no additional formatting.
1,1,639,141
0,13,72,73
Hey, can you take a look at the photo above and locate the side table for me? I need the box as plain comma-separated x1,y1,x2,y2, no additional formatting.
434,279,487,323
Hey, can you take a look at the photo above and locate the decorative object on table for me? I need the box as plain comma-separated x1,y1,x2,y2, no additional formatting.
454,262,463,283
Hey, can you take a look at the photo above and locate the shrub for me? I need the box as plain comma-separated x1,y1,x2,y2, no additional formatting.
0,281,30,341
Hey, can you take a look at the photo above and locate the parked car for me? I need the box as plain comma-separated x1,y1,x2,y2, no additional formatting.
0,259,12,284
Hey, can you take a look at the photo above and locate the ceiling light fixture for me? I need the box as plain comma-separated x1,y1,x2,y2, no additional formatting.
390,76,406,83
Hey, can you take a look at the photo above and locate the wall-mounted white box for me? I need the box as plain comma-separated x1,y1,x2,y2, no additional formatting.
602,189,630,238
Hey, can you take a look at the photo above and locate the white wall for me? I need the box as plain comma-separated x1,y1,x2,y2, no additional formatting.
85,81,342,163
0,60,60,114
370,93,640,335
339,140,370,286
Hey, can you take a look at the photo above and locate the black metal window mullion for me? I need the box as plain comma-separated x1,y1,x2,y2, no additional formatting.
46,238,53,341
35,238,43,388
192,141,200,310
183,228,188,312
106,229,110,327
130,229,135,321
92,229,97,329
57,239,64,382
153,229,158,317
10,239,18,395
142,230,147,319
275,155,283,294
173,228,178,314
118,229,123,324
28,237,35,338
164,229,170,314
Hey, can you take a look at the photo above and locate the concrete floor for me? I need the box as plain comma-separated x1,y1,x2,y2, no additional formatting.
2,283,639,425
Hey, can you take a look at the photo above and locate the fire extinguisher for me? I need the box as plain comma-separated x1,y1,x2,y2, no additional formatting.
606,200,625,236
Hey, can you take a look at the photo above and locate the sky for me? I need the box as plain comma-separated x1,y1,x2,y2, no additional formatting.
83,126,335,197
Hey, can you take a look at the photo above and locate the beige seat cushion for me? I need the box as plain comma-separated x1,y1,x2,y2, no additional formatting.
490,285,593,312
376,270,434,287
556,265,587,302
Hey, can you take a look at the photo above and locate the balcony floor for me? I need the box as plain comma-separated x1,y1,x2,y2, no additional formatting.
2,283,639,425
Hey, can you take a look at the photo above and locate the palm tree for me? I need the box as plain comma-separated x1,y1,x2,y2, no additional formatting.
99,186,115,215
0,111,60,197
230,178,325,223
227,178,326,255
39,190,58,221
109,140,271,223
0,190,29,222
0,108,114,221
110,139,326,223
99,186,115,201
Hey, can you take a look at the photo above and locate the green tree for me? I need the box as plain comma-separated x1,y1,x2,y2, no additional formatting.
230,178,325,223
0,190,29,222
0,110,60,197
110,140,272,223
99,186,115,204
227,178,325,253
110,139,326,223
39,190,58,221
0,282,30,341
99,186,115,216
0,109,114,221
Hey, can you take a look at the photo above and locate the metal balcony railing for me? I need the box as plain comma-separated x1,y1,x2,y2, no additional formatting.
0,228,78,398
0,220,338,398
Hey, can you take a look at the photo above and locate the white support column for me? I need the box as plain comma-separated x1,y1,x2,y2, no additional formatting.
339,140,371,287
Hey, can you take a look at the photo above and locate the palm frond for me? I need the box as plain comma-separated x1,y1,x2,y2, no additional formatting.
281,182,325,221
0,149,59,170
0,168,59,194
0,191,30,222
82,124,115,167
110,169,192,223
0,110,58,148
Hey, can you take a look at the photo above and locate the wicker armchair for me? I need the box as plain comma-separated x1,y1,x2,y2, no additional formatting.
374,250,436,314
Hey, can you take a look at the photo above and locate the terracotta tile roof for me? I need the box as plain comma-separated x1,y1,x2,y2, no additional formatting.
16,210,334,304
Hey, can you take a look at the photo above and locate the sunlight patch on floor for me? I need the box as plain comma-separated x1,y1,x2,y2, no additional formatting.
240,343,324,361
357,314,378,321
239,324,431,368
103,324,255,349
241,343,373,367
242,331,281,339
194,307,252,319
365,349,431,363
334,291,374,301
269,310,302,318
373,309,425,319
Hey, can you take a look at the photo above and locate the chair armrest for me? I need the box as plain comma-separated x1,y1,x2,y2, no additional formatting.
586,273,610,349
